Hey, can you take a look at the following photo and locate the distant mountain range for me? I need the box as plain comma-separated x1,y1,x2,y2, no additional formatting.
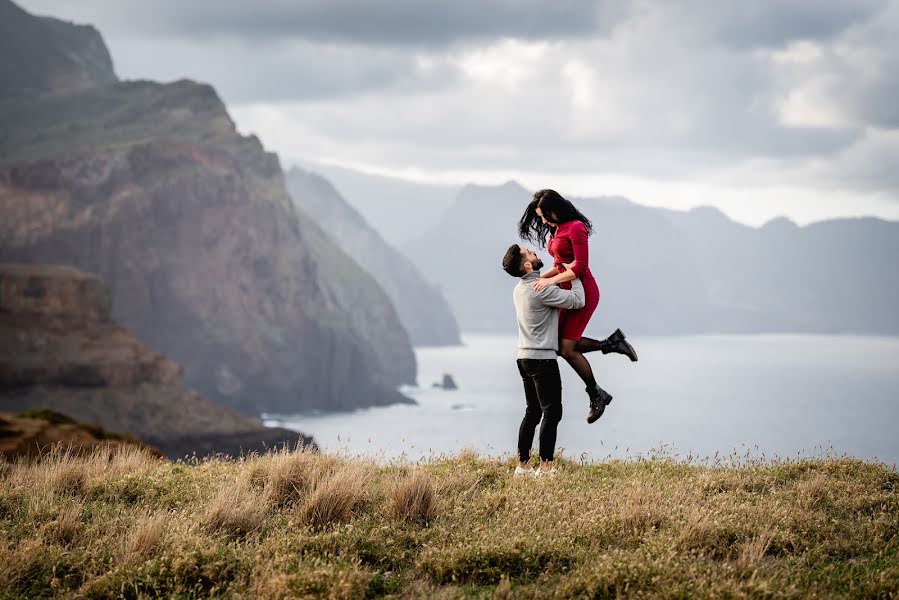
401,181,899,336
294,160,459,248
285,167,461,346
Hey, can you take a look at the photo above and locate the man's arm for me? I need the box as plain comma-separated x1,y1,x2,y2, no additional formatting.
538,278,585,309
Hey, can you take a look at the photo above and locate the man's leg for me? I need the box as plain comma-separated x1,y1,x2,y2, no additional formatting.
516,359,542,467
531,360,563,466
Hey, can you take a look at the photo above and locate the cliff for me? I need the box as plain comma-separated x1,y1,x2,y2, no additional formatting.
0,264,312,459
286,167,461,346
0,1,417,415
0,0,117,100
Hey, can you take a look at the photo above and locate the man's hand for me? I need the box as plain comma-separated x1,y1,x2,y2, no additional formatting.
563,260,576,272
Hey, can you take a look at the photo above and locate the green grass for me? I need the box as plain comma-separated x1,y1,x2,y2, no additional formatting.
1,445,896,598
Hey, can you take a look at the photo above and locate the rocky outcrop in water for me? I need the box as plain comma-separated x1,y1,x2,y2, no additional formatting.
0,264,312,459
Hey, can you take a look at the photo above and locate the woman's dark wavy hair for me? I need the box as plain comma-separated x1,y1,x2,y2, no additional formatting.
518,189,593,248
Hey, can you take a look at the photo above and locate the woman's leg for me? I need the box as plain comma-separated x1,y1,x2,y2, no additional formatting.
576,330,639,361
558,338,597,389
561,338,614,424
575,336,602,353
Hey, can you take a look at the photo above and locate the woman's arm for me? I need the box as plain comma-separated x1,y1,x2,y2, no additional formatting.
568,221,589,279
533,268,575,292
540,266,559,279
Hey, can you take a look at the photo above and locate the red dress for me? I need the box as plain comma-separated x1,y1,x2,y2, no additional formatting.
547,220,600,340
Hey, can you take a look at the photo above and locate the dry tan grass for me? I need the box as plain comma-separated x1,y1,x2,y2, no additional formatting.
390,470,436,524
456,447,480,462
9,443,164,503
676,507,717,553
614,480,667,536
736,529,774,570
248,568,294,600
796,472,829,510
122,510,167,561
105,444,164,478
260,447,337,507
302,465,370,530
42,500,83,546
1,453,896,598
16,445,87,498
0,539,45,591
202,480,267,538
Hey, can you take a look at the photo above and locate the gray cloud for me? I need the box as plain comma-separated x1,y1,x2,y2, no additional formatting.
693,0,887,48
22,0,625,45
15,0,899,208
22,0,884,50
108,37,458,104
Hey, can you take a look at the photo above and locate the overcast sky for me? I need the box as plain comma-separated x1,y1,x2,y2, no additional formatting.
19,0,899,225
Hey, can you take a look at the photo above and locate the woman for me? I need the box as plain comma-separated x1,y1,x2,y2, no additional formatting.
518,189,638,423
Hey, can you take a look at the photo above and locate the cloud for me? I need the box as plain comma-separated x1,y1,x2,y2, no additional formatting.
21,0,625,45
15,0,899,218
676,0,887,49
766,2,899,131
106,37,459,103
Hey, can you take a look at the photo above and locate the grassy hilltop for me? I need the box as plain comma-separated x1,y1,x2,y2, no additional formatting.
1,446,897,599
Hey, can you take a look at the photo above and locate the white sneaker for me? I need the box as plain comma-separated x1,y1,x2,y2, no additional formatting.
514,466,536,478
534,466,557,478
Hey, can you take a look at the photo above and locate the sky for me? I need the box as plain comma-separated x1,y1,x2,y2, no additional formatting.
18,0,899,225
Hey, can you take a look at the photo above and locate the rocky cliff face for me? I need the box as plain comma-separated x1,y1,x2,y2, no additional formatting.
0,5,417,414
0,264,312,458
0,0,116,100
286,167,461,346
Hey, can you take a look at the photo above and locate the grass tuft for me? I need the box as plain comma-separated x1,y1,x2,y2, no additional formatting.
42,501,83,546
202,481,267,538
389,470,436,524
302,465,369,530
261,447,336,507
122,510,167,561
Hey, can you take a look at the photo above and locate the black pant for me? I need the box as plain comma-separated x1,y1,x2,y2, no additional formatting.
517,358,563,462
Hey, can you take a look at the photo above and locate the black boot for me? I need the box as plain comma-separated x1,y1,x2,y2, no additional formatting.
586,385,613,424
598,329,638,362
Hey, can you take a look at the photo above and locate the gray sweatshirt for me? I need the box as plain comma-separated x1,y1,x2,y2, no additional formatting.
513,272,586,359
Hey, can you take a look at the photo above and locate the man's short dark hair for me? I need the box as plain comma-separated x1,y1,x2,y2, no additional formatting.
502,244,524,277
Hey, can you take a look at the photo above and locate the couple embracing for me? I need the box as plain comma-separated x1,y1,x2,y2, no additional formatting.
502,189,638,477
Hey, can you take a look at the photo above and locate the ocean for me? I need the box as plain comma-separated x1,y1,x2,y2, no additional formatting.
265,333,899,466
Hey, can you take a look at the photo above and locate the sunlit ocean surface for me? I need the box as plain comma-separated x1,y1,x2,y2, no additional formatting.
265,334,899,466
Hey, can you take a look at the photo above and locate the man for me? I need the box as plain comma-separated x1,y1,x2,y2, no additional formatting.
501,243,611,477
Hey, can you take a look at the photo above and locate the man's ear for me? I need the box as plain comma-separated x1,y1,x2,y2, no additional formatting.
521,260,532,273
